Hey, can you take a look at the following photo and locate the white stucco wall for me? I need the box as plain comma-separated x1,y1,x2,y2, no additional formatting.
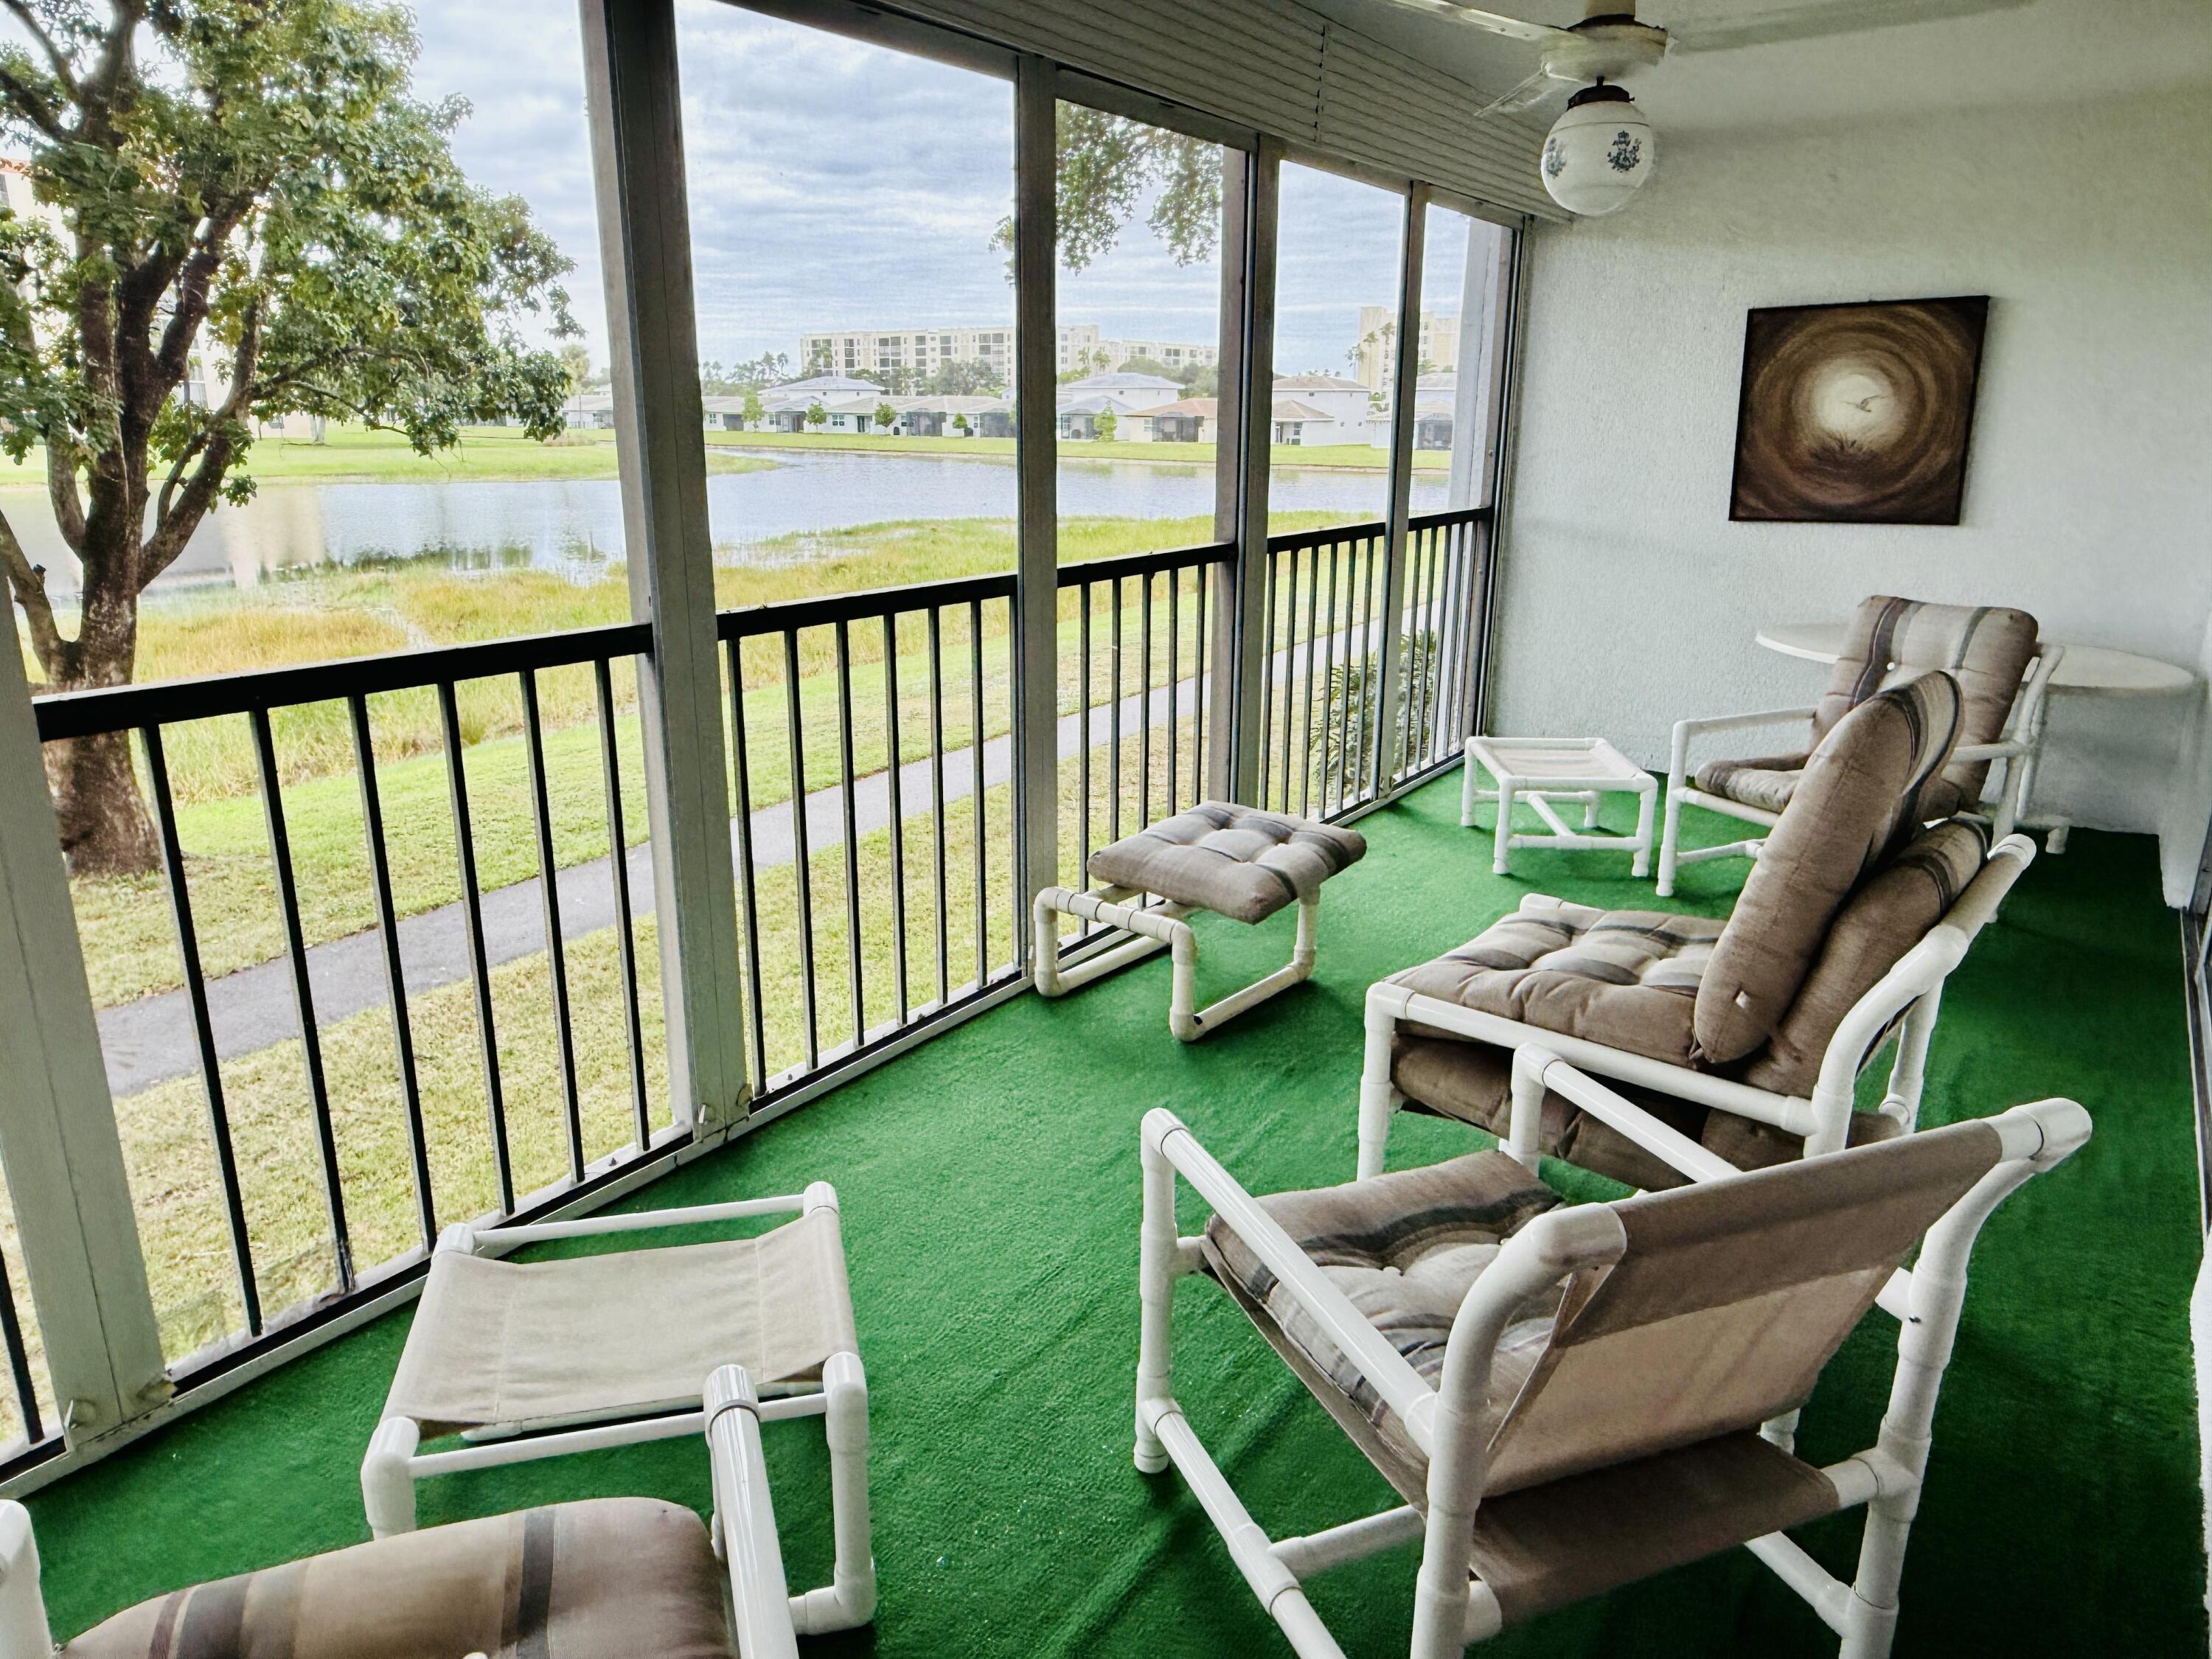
1494,83,2212,902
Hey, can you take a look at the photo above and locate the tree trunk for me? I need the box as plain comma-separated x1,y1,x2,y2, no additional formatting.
44,728,159,877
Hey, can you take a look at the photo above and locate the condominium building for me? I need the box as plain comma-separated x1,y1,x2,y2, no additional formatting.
801,321,1217,380
1352,305,1461,391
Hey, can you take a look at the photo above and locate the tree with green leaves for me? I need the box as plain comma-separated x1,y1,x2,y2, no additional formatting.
872,400,897,435
0,0,576,874
922,357,1001,397
740,386,765,429
804,400,827,431
995,103,1220,274
951,412,970,437
1093,410,1116,442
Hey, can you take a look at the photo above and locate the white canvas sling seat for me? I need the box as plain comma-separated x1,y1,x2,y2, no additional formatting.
1130,1095,2090,1659
1658,594,2059,897
1034,799,1367,1041
1361,674,2037,1189
8,1365,826,1659
362,1188,875,1642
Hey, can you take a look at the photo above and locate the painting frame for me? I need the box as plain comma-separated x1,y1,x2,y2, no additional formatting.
1727,294,1990,526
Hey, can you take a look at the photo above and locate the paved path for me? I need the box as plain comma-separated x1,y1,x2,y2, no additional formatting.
93,607,1425,1097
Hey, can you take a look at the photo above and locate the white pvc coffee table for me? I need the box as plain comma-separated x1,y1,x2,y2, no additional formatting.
1461,736,1658,877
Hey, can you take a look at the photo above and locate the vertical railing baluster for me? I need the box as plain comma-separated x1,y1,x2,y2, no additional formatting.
1138,568,1155,827
1417,521,1447,771
1166,565,1183,817
1292,542,1310,823
1277,546,1302,813
518,671,584,1185
1192,563,1209,806
1108,576,1124,849
143,724,262,1335
248,707,352,1292
1259,548,1278,810
834,620,866,1049
597,658,655,1144
928,606,950,1007
348,695,435,1248
1320,538,1342,818
883,612,909,1026
970,597,987,989
1351,535,1377,807
1079,581,1093,914
437,681,512,1217
782,630,818,1071
0,1254,41,1447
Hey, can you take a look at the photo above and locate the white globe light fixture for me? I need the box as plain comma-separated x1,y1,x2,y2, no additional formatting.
1540,81,1655,218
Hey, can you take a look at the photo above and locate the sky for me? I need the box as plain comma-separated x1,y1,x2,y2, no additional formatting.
408,1,1472,380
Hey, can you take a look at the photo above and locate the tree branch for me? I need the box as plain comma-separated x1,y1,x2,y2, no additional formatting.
1,1,80,97
0,63,69,142
44,439,83,554
0,507,69,681
140,299,258,585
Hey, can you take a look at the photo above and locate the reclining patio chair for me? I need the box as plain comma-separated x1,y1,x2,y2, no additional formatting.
1360,672,2036,1190
361,1186,874,1642
1133,1085,2090,1658
1656,594,2058,897
3,1365,812,1658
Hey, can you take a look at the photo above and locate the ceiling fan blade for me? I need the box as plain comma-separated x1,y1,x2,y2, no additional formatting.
1663,0,2028,52
1368,0,1568,46
1472,65,1564,119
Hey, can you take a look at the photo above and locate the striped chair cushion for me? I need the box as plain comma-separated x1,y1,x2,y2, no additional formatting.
1694,752,1965,821
1812,595,2039,804
61,1499,732,1659
1693,672,1962,1065
1085,800,1366,924
1391,899,1722,1068
1201,1150,1562,1478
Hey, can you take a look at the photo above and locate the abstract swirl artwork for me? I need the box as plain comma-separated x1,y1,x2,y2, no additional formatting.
1728,295,1989,524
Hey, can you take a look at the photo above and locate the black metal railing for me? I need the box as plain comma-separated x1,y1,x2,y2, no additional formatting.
35,622,665,1374
718,573,1023,1096
1062,543,1225,927
1257,507,1489,820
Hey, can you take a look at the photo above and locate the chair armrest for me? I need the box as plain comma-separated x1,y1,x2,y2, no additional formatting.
705,1366,801,1659
1950,740,2025,763
473,1187,835,1253
1141,1110,1436,1449
1509,1047,1741,1186
1673,706,1818,740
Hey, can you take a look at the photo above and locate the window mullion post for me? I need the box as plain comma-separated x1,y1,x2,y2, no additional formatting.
582,0,751,1132
1013,56,1061,964
1210,142,1279,804
0,643,167,1448
1371,184,1430,798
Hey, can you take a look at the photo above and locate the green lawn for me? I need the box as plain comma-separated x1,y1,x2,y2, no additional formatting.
706,427,1441,472
0,424,773,487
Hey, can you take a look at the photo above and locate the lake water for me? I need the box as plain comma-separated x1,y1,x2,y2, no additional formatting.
5,447,1448,599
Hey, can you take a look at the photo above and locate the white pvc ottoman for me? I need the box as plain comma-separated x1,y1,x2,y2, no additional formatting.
1461,735,1657,877
1032,801,1366,1041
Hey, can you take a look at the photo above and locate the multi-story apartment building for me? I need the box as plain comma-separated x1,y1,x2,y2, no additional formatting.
1352,305,1461,391
801,321,1217,381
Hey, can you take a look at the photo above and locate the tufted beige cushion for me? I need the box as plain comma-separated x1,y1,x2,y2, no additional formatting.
1692,672,1962,1065
1391,898,1719,1068
1696,751,1966,821
63,1499,732,1659
1086,800,1366,924
1202,1149,1562,1475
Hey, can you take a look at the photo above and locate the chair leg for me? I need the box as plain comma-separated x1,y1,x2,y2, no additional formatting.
792,1352,875,1634
361,1417,420,1538
1630,782,1656,880
1357,993,1400,1180
1135,1127,1179,1475
1657,726,1691,897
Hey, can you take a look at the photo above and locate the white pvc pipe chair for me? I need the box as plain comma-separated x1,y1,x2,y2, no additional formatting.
1357,833,2035,1183
1134,1093,2090,1658
1657,645,2061,898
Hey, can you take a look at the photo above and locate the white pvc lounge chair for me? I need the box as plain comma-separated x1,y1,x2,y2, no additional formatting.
1657,594,2059,898
361,1186,874,1644
1361,674,2035,1189
1133,1086,2090,1659
4,1364,807,1658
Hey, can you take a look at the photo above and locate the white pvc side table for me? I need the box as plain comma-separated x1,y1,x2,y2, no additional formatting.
1461,736,1658,877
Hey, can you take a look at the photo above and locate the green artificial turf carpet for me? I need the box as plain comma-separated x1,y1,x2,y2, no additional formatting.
26,776,2206,1655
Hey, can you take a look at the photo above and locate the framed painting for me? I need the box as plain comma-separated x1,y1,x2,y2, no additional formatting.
1728,294,1989,524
